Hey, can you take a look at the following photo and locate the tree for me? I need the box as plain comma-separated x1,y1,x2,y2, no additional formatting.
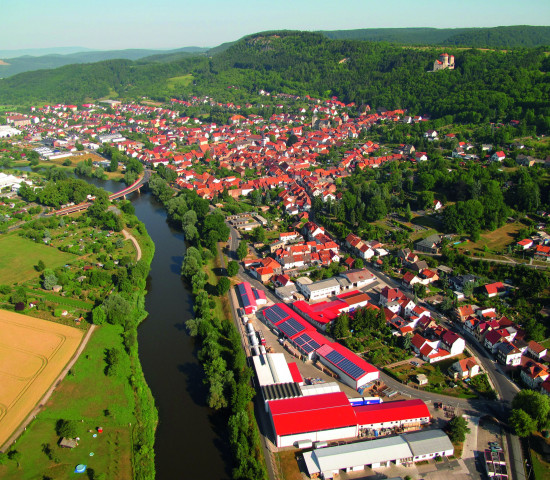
56,419,78,438
42,269,58,290
102,294,132,326
36,259,45,272
512,390,550,431
91,306,106,325
110,157,118,172
227,260,239,277
354,258,364,269
509,409,536,437
404,203,413,222
252,226,266,244
331,314,350,339
217,277,231,296
237,241,248,260
445,415,470,443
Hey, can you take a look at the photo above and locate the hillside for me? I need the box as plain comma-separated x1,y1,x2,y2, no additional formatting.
320,25,550,48
0,31,548,133
0,47,208,78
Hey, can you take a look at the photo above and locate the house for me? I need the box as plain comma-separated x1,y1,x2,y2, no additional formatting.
527,340,548,360
534,245,550,261
451,357,481,380
449,274,477,292
521,361,549,389
495,341,523,366
491,151,506,162
484,282,507,298
414,235,441,254
517,239,534,250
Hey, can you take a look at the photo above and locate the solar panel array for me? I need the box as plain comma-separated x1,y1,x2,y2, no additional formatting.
263,305,290,325
278,317,306,338
293,333,322,354
323,348,366,379
237,283,251,308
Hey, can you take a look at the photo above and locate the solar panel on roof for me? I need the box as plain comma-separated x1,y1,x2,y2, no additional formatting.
294,336,307,346
264,309,283,325
271,305,289,321
278,320,300,337
308,340,321,350
300,333,312,343
338,359,365,379
325,350,345,365
302,343,316,354
285,318,306,334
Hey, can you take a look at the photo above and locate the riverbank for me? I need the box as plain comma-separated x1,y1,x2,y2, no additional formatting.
0,213,158,480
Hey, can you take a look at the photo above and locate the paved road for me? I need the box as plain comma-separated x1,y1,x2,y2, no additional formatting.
225,225,525,480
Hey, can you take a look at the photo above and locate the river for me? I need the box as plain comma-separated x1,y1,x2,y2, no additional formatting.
73,175,230,479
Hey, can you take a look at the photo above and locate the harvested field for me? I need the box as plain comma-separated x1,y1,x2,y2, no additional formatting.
0,310,84,447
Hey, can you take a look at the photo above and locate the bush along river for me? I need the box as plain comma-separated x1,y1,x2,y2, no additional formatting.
82,177,229,479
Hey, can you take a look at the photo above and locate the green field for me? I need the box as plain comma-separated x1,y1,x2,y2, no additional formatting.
0,233,77,284
0,324,135,480
166,74,193,89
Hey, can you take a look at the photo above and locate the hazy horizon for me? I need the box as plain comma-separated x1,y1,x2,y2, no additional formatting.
1,0,548,51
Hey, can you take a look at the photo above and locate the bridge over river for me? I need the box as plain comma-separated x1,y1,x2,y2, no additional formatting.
51,169,151,216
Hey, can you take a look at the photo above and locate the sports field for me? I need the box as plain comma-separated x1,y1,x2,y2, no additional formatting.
0,310,84,448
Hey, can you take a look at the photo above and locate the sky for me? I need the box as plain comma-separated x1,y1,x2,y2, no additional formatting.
2,0,549,51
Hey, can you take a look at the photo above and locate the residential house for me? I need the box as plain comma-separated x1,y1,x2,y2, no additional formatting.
484,282,507,298
495,341,523,366
451,357,481,380
527,340,548,361
521,361,549,389
415,235,441,254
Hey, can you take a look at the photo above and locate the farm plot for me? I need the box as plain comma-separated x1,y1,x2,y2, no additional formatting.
0,310,83,448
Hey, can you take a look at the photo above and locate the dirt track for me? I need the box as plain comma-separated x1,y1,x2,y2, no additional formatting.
0,311,93,452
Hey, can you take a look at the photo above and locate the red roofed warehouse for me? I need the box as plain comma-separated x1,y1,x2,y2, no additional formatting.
316,342,379,390
236,282,257,314
354,399,431,431
268,392,358,447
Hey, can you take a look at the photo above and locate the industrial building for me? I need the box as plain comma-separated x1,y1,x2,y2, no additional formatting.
268,392,359,448
267,391,432,449
235,282,259,314
303,429,454,479
354,399,431,431
316,342,379,390
263,303,379,386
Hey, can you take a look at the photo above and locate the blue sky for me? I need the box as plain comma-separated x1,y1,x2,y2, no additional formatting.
2,0,549,50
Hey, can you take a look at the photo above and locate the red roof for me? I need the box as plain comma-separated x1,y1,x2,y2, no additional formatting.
316,342,378,379
287,362,303,384
269,392,357,437
354,399,430,426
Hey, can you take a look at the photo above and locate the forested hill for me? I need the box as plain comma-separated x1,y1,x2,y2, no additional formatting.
320,26,550,48
0,47,208,79
0,31,548,132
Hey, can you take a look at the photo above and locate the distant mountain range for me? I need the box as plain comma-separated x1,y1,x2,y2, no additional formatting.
319,25,550,48
0,47,209,78
1,26,548,80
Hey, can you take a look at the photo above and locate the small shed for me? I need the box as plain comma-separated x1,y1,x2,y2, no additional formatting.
416,374,428,386
59,437,78,448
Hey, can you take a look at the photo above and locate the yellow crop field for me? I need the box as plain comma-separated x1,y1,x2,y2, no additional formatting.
0,310,84,448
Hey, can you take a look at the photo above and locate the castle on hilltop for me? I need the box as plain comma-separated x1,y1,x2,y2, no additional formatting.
433,53,455,71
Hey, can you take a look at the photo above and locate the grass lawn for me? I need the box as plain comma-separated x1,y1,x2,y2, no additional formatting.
277,450,303,480
531,448,550,480
0,233,77,284
167,74,193,89
457,222,524,254
0,324,135,480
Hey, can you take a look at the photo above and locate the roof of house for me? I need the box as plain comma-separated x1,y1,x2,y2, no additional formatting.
268,392,357,437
